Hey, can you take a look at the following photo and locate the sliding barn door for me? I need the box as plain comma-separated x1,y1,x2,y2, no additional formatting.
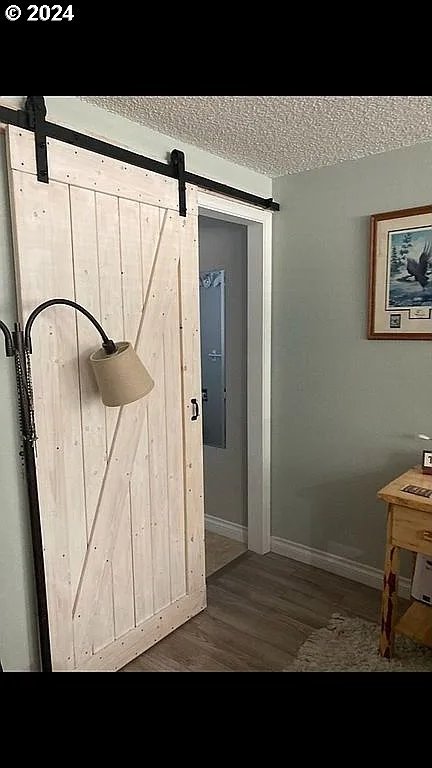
6,125,206,672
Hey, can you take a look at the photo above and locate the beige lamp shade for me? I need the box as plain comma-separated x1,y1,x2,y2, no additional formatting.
89,341,154,407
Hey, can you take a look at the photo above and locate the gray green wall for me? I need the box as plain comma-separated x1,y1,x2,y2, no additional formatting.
0,97,270,670
272,140,432,570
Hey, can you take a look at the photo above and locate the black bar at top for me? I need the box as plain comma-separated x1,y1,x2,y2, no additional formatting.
0,105,280,213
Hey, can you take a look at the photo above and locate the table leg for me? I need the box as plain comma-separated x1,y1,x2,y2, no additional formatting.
379,504,400,659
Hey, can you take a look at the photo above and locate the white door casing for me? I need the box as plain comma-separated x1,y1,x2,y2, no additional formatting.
6,125,206,672
197,192,272,555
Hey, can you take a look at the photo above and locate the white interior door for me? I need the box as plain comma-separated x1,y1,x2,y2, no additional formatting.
6,125,206,672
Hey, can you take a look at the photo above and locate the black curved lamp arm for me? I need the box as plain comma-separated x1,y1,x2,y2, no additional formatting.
0,320,14,357
24,299,117,355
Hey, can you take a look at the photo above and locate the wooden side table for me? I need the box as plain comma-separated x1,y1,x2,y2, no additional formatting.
377,467,432,658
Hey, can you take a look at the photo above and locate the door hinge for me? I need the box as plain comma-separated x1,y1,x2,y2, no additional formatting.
25,96,49,184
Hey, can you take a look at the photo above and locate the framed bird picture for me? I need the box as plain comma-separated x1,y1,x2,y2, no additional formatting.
368,204,432,339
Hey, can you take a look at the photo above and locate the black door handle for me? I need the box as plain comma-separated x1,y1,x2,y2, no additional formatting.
191,398,199,421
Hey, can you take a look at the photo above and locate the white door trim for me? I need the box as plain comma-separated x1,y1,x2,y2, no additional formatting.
196,191,272,554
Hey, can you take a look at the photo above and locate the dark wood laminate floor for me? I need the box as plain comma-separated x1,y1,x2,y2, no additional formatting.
123,552,404,672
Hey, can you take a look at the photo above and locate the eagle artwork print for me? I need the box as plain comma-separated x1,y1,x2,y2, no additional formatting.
388,228,432,309
368,205,432,338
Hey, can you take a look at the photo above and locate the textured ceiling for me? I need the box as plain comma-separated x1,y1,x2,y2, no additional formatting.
79,96,432,177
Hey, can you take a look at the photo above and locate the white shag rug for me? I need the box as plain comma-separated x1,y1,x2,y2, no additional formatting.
287,613,432,672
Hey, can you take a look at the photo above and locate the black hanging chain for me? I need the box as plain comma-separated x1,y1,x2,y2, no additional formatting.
25,348,38,451
14,351,25,466
14,348,38,454
25,96,49,184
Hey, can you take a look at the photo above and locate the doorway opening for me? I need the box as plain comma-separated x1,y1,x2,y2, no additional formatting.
197,192,272,578
199,215,248,576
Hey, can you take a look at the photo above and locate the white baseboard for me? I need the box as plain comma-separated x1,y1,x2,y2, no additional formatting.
204,516,411,598
270,535,411,599
204,514,248,544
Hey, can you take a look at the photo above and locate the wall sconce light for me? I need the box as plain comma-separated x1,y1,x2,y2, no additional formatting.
0,298,154,672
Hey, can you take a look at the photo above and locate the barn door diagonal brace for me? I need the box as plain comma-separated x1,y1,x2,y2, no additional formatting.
25,96,49,184
170,149,186,217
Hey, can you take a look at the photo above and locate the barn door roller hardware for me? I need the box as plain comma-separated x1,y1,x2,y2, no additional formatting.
24,96,49,183
170,149,186,217
0,97,280,215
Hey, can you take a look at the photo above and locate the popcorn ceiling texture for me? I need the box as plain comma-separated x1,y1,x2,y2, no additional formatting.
79,96,432,177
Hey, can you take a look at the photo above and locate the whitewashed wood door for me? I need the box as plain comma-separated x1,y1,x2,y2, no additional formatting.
6,125,206,672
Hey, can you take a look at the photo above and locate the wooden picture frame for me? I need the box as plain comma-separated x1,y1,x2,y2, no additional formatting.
368,204,432,339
